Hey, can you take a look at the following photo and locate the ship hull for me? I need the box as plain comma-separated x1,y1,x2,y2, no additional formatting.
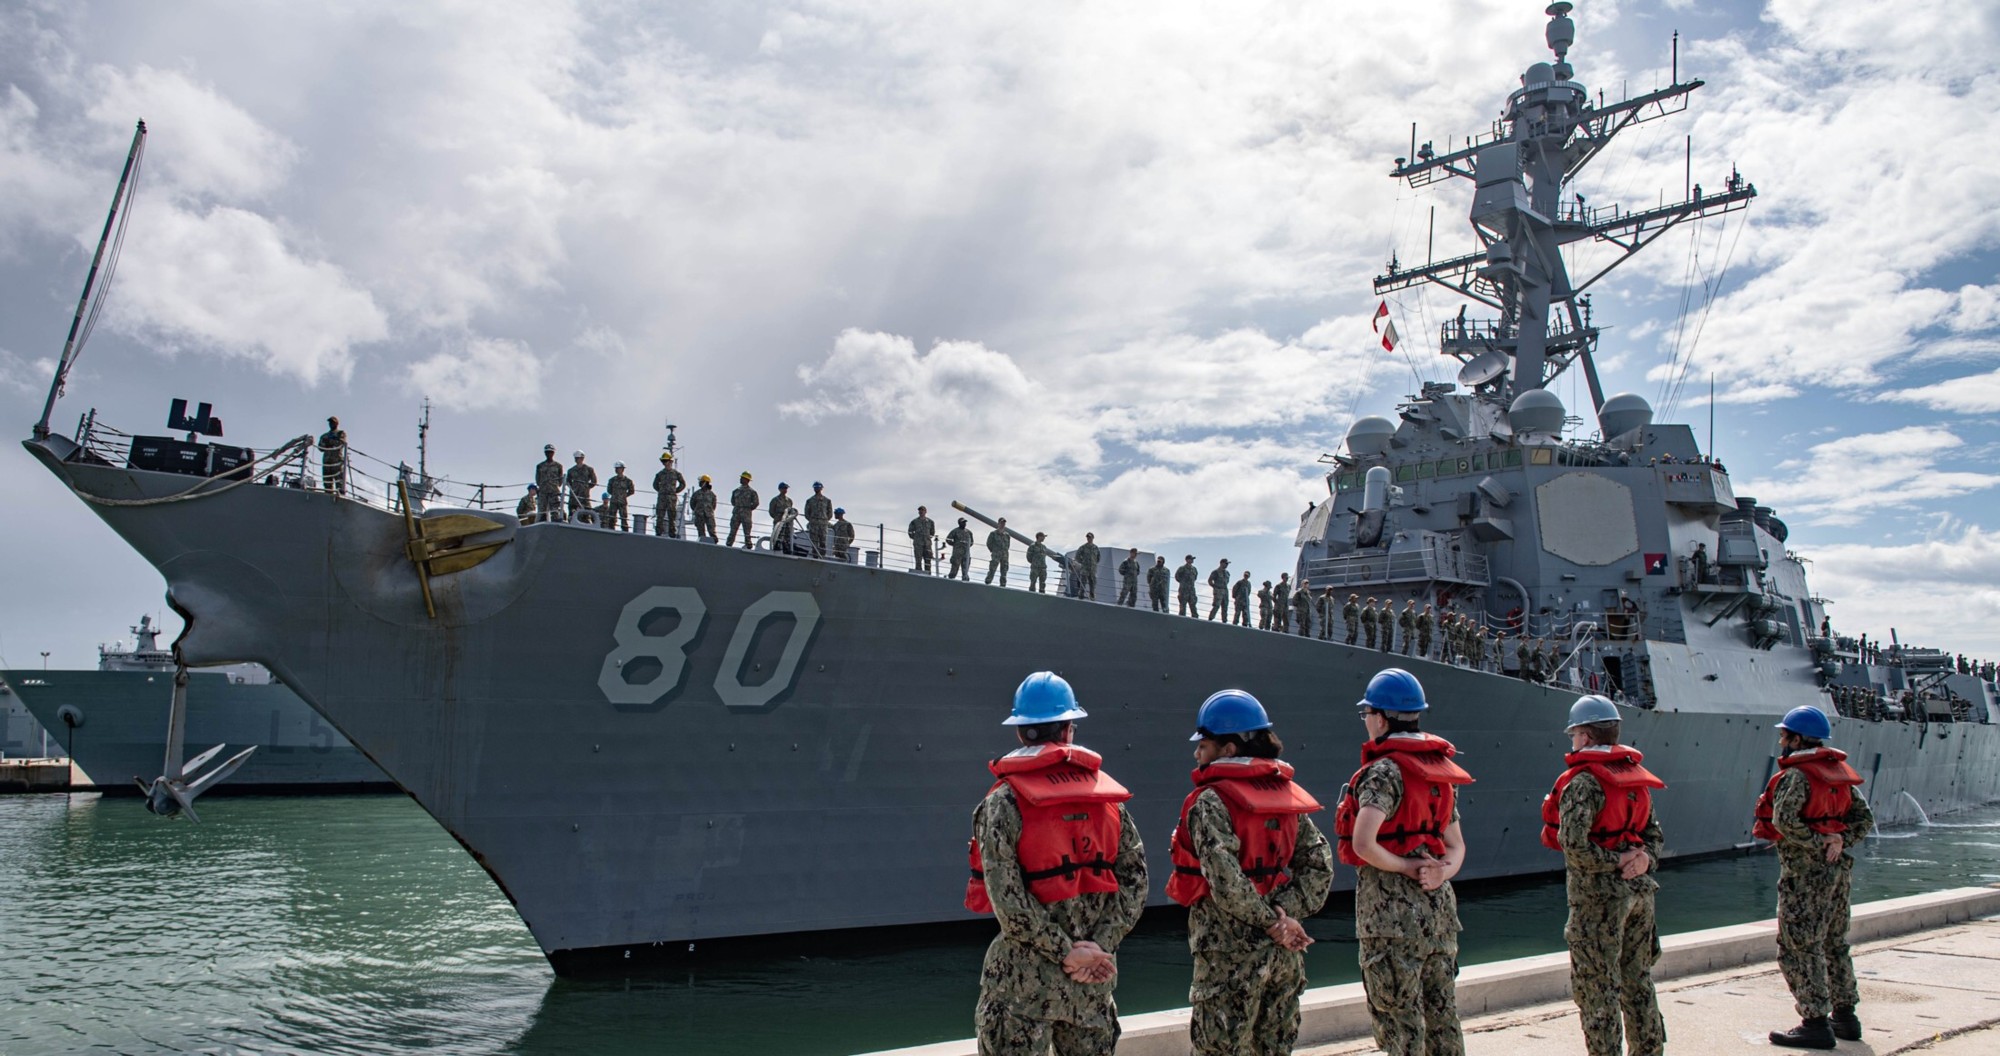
2,670,395,792
31,445,2000,969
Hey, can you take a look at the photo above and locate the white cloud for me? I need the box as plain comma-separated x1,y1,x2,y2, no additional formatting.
88,65,299,201
1807,523,2000,658
0,346,47,395
111,204,387,385
1880,367,2000,415
1739,426,2000,525
405,335,546,412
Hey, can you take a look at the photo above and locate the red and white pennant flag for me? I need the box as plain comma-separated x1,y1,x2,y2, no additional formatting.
1373,300,1399,353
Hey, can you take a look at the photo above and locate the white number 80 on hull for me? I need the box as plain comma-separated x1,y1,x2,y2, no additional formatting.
596,586,822,709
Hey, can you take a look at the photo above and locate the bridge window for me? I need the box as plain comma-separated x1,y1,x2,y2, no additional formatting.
1530,449,1552,465
1416,462,1435,479
1396,465,1416,482
1505,450,1523,467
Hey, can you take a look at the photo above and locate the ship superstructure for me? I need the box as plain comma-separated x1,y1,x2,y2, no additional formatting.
18,3,1998,971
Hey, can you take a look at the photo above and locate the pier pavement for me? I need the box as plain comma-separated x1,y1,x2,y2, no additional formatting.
865,886,2000,1056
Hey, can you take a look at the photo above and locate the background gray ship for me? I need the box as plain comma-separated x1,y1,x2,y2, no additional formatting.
1,616,392,793
22,3,1999,973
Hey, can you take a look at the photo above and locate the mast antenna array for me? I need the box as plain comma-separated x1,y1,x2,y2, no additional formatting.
1372,6,1753,413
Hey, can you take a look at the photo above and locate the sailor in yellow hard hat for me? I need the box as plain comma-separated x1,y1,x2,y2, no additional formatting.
653,451,686,538
727,471,760,548
689,474,719,542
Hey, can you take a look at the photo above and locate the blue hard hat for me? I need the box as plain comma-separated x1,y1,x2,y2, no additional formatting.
1357,668,1427,713
813,481,824,488
1004,671,1087,726
1190,689,1272,741
833,507,844,515
1565,694,1620,730
1776,705,1832,741
778,482,789,489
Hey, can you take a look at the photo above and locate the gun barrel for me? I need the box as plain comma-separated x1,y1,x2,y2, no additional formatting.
951,500,1060,558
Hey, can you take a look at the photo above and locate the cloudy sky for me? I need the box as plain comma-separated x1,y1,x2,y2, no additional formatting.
2,0,1996,669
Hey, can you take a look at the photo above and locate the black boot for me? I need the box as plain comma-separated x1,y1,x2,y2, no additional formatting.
1769,1017,1837,1049
1829,1006,1862,1041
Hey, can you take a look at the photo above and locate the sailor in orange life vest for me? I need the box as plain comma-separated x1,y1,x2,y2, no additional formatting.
1540,694,1668,1056
1165,690,1333,1056
1332,668,1473,1056
1756,705,1874,1050
964,672,1149,1056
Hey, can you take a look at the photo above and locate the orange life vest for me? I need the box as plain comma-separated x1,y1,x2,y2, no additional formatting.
964,744,1131,913
1165,758,1324,907
1752,746,1863,842
1538,745,1667,852
1333,733,1474,867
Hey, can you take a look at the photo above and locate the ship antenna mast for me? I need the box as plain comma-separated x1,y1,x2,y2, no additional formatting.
36,120,147,440
417,397,431,483
1372,3,1754,421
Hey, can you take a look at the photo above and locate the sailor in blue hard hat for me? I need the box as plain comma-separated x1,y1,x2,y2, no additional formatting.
964,672,1145,1051
1166,689,1331,1053
829,506,854,562
1756,704,1875,1049
1334,668,1474,1053
1542,694,1668,1056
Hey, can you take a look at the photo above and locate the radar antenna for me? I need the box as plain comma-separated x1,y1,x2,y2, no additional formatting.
1373,4,1754,414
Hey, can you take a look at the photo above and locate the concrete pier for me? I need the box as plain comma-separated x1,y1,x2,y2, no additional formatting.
864,886,2000,1056
0,758,71,793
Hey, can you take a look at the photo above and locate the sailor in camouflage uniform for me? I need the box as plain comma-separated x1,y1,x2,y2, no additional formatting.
1334,668,1472,1056
534,445,564,521
689,475,718,542
1541,695,1668,1056
1290,580,1312,637
769,483,797,550
1256,582,1273,630
804,482,834,556
652,453,685,537
1755,705,1874,1049
516,484,538,523
604,462,635,531
1206,559,1231,620
1398,601,1417,656
1361,598,1381,650
1118,548,1141,607
1175,556,1200,616
948,519,977,581
1231,573,1252,628
910,506,938,573
985,520,1013,586
565,451,597,520
726,472,759,548
1074,534,1101,599
965,673,1147,1056
830,507,855,562
1026,533,1053,593
1147,557,1170,612
1416,605,1434,660
1343,594,1361,645
1271,574,1292,634
1166,690,1332,1056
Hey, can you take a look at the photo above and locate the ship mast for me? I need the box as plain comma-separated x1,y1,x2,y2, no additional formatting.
1374,3,1753,417
35,120,147,440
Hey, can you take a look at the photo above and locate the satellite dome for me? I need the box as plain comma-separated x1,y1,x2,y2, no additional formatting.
1508,389,1565,437
1597,393,1653,440
1346,416,1396,457
1524,61,1556,86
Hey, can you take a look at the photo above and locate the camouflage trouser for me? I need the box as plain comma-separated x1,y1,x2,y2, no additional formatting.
951,551,972,580
1150,587,1168,612
1178,587,1197,616
1190,946,1307,1056
1119,578,1137,607
1345,624,1358,645
537,491,560,522
1294,612,1311,637
1418,631,1432,658
1567,887,1666,1056
809,521,829,555
1364,624,1378,649
975,1001,1117,1056
1029,566,1047,592
1258,605,1271,630
608,498,628,531
1359,938,1464,1056
1233,602,1249,627
914,540,934,572
1777,863,1857,1018
727,509,755,548
1078,572,1096,599
986,554,1009,586
693,510,717,541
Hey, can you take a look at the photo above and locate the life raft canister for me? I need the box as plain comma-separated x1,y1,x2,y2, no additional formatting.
1332,733,1473,868
1538,744,1667,852
1165,757,1324,907
965,744,1131,913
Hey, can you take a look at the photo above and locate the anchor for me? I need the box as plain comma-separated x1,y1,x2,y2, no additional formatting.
398,479,512,619
134,662,256,821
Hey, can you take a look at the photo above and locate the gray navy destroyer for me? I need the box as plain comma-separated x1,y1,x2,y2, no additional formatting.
22,3,1999,972
1,616,392,792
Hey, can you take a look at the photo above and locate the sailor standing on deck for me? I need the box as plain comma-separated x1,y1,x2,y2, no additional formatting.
317,416,348,496
1291,580,1312,638
985,519,1013,587
1148,557,1170,612
804,483,833,556
727,472,759,548
1074,534,1101,599
689,475,719,542
1206,559,1231,620
534,444,564,522
1232,572,1252,628
1026,532,1053,593
768,482,796,549
605,462,634,531
1542,695,1668,1056
830,508,855,562
566,451,597,520
1257,581,1274,630
1176,556,1200,617
1334,668,1473,1056
653,453,685,537
965,673,1147,1056
1167,690,1332,1056
1272,574,1291,634
909,506,938,573
1117,548,1141,608
947,518,976,580
1756,705,1874,1049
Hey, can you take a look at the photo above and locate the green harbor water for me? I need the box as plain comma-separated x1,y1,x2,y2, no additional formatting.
3,793,1997,1056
